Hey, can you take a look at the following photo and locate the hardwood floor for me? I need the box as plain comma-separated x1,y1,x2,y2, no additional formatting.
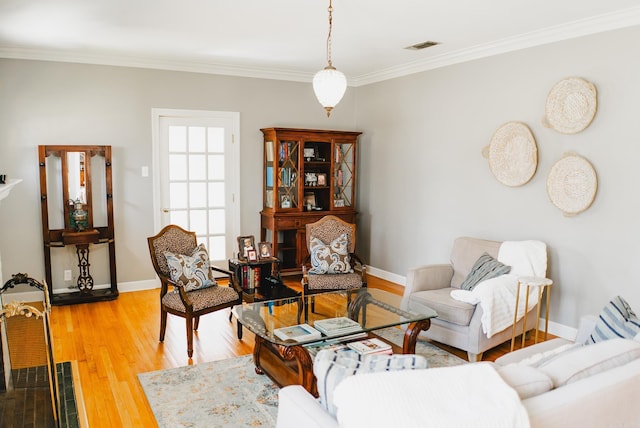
50,275,550,427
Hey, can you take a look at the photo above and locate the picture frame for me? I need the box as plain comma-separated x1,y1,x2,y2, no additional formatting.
317,173,327,186
334,199,345,208
281,194,291,208
304,192,316,210
258,242,272,259
303,147,316,161
237,235,256,260
247,249,258,262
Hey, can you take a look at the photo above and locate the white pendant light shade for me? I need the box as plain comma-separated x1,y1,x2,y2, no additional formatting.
313,66,347,117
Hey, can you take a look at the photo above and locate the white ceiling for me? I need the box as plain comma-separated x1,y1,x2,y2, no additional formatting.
1,0,639,86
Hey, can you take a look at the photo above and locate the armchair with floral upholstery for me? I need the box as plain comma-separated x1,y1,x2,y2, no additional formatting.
147,224,242,358
301,215,366,321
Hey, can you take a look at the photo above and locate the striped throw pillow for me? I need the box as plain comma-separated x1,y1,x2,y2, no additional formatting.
587,296,640,344
460,253,511,291
313,349,427,416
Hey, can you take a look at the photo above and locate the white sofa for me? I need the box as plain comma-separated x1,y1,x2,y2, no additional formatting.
276,316,640,428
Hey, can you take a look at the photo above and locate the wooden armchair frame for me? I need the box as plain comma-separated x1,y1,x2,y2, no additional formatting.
301,215,367,321
147,224,242,358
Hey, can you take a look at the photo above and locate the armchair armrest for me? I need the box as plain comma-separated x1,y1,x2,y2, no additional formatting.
404,264,454,298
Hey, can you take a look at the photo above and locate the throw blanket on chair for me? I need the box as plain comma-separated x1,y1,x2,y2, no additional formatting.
451,240,547,338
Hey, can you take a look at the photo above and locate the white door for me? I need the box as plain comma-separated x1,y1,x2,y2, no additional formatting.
152,109,240,262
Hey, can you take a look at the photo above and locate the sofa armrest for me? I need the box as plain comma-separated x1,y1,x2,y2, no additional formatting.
276,385,338,428
524,358,640,428
404,264,453,296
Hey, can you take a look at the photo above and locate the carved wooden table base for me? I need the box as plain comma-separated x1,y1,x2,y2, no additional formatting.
252,318,432,397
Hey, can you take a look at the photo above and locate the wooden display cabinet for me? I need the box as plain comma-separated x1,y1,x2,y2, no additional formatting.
260,128,361,272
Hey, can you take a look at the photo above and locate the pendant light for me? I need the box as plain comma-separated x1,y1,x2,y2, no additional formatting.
312,0,347,117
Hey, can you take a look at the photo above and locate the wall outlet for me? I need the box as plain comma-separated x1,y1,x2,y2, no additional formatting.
64,270,72,281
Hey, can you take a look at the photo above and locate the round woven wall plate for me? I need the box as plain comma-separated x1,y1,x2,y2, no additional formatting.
543,77,597,134
547,153,597,216
488,122,538,187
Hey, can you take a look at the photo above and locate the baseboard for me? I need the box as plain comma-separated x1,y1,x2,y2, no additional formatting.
366,266,576,341
367,266,406,287
1,279,159,304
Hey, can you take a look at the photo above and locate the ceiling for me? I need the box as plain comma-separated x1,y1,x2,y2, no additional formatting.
1,0,639,86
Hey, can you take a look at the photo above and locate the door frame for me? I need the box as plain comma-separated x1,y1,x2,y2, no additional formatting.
150,108,241,258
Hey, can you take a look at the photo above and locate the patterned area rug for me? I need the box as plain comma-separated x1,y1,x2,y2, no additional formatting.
138,327,465,427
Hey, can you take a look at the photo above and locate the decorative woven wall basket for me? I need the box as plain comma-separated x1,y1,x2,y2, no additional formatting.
487,121,538,187
546,152,597,216
542,77,597,134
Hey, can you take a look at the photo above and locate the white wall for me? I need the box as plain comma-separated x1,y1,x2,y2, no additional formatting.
0,60,357,291
355,25,640,327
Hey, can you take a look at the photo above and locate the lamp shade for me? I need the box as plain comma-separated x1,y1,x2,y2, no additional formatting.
313,66,347,116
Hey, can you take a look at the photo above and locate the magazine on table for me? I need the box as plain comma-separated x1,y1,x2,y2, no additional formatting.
313,317,362,336
346,338,393,355
274,323,322,342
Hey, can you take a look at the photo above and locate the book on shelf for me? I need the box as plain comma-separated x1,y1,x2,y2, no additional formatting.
346,338,392,355
314,317,362,336
274,323,322,343
240,265,261,292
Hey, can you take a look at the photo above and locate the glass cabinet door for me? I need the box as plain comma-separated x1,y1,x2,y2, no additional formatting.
265,140,275,209
278,140,299,209
333,142,355,209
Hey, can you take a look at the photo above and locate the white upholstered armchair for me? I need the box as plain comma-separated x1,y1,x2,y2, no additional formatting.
401,236,548,362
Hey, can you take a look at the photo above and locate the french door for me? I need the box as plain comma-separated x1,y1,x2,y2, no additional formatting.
151,109,240,262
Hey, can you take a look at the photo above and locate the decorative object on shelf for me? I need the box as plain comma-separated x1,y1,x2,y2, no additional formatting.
546,152,597,216
317,173,327,186
312,0,347,117
304,147,316,161
485,121,538,187
542,77,597,134
304,192,317,211
68,198,88,231
304,172,318,186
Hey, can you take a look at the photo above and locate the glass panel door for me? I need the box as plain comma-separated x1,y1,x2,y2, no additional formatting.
154,110,240,262
334,142,355,209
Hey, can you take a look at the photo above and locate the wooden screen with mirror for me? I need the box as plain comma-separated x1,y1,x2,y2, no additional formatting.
38,145,118,305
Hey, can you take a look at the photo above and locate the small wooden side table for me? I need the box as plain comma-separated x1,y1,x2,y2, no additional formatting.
510,276,553,351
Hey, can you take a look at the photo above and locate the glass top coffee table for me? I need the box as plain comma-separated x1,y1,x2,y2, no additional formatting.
232,288,437,396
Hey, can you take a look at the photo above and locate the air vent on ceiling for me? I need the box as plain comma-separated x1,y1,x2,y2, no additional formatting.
405,41,440,51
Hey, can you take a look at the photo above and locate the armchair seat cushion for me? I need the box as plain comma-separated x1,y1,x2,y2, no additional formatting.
307,272,363,291
411,288,476,326
162,285,239,313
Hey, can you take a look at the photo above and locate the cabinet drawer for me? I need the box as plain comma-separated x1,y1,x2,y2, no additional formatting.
275,218,301,229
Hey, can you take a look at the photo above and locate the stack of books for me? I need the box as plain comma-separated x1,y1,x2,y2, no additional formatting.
346,338,393,355
313,317,362,337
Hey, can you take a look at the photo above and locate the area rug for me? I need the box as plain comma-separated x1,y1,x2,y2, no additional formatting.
138,327,465,428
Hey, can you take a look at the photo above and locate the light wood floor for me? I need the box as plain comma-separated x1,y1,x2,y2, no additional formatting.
50,275,550,427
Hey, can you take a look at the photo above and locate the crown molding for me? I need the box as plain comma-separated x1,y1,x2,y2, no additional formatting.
0,46,314,83
351,6,640,86
0,6,639,87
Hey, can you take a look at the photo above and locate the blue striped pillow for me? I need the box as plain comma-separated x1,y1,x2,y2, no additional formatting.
460,253,511,291
587,296,640,344
313,349,427,416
